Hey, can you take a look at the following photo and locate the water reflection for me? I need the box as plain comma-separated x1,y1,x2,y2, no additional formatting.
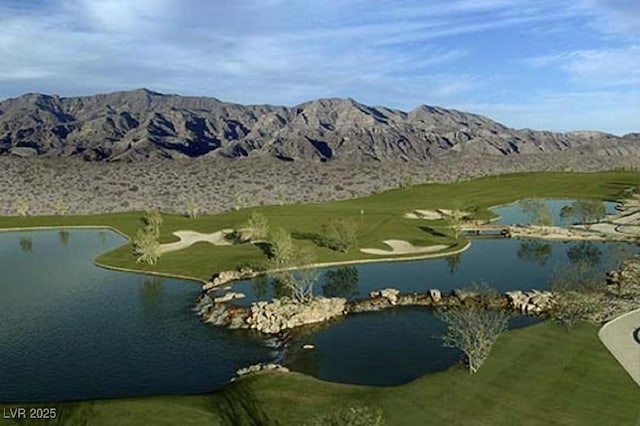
19,235,33,253
445,253,462,274
517,241,553,266
139,277,164,315
566,241,602,265
321,267,359,298
58,229,70,246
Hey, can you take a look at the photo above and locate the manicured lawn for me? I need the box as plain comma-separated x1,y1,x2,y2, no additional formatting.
0,171,637,282
2,321,637,425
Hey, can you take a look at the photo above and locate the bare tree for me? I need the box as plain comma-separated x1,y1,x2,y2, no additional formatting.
54,198,69,216
437,284,508,374
233,193,249,211
549,262,605,327
14,196,29,217
132,227,162,265
186,197,201,219
560,200,606,230
273,248,319,304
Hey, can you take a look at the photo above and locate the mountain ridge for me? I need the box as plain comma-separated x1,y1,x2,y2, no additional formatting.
0,88,637,162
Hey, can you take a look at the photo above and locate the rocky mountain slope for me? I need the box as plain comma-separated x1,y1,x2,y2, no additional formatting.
0,88,637,162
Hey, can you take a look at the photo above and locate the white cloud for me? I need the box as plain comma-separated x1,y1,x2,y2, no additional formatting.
528,46,640,86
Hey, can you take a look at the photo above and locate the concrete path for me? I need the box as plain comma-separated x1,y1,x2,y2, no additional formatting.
598,308,640,387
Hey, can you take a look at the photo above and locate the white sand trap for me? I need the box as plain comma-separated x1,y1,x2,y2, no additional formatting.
404,209,444,220
360,240,450,256
160,229,234,254
437,209,472,218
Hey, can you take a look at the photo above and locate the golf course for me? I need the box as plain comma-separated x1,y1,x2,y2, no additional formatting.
1,171,640,425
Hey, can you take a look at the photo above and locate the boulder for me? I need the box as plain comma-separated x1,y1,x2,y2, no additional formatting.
214,292,246,304
234,363,289,379
429,289,442,303
211,268,254,286
303,344,315,350
369,288,400,304
246,297,347,334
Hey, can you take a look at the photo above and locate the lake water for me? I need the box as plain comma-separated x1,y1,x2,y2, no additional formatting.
0,230,273,402
492,198,619,226
1,202,637,401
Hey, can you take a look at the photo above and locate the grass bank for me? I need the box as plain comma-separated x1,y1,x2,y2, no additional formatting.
0,171,637,282
2,321,638,425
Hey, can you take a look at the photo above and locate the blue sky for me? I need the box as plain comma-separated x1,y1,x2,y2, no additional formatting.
0,0,638,134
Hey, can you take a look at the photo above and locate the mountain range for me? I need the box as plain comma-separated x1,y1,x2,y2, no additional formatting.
0,88,637,162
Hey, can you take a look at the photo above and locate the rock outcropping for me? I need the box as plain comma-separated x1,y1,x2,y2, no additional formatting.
233,363,289,380
505,290,554,314
246,297,347,334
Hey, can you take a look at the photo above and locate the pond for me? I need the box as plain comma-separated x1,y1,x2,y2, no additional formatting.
0,230,273,403
1,220,636,401
491,198,619,226
222,238,635,305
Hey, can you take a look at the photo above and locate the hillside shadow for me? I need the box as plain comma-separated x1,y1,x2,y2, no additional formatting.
208,382,280,425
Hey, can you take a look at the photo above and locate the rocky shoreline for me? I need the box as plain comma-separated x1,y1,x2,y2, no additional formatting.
195,286,554,335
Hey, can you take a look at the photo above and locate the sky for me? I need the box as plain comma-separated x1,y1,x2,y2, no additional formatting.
0,0,638,134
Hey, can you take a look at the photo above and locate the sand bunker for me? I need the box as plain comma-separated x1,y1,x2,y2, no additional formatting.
404,209,472,220
160,229,234,254
360,240,450,256
404,209,444,220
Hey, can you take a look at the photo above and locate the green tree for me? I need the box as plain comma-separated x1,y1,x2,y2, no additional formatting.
318,218,358,253
446,206,466,239
143,209,163,237
268,227,295,266
245,212,270,242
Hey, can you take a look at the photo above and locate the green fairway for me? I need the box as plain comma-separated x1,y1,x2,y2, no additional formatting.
0,171,637,282
2,321,638,425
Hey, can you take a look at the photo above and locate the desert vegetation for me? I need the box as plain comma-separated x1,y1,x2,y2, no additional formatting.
2,154,640,216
